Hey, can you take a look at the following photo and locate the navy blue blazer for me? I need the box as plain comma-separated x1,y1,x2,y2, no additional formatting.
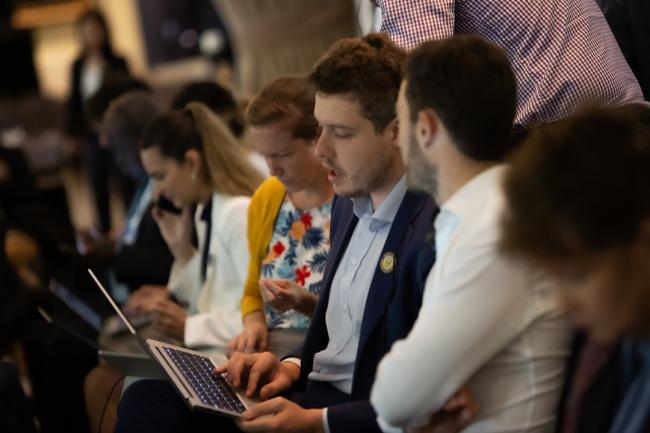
292,190,437,433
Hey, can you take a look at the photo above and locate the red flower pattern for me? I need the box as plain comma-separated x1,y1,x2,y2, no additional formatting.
272,240,286,256
300,213,313,230
294,265,311,286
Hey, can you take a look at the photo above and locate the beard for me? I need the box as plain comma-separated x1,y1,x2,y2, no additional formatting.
406,130,438,200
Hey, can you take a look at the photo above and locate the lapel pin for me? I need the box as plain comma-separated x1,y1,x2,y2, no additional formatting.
380,252,396,273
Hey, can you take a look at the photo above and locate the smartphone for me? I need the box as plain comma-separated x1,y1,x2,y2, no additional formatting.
157,196,182,215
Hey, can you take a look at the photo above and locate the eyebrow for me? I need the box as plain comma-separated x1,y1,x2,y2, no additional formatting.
321,123,356,131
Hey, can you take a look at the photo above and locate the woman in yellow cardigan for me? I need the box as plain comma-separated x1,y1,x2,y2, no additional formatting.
228,76,333,357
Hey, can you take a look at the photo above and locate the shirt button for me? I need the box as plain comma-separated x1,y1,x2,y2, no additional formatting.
351,258,358,266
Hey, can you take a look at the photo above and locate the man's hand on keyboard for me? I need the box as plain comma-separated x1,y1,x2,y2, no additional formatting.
214,352,300,399
237,397,323,433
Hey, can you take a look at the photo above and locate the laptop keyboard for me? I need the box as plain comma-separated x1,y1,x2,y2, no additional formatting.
163,347,246,413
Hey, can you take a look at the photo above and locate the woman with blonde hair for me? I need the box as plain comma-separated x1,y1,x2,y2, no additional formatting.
128,101,264,351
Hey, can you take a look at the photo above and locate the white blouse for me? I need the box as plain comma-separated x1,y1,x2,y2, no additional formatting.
167,192,250,355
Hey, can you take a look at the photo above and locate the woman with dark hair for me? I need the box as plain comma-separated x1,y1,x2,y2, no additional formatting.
128,102,264,351
65,9,129,233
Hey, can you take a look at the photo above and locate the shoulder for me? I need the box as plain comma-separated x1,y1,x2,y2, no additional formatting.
212,193,250,229
71,57,84,75
331,194,353,219
249,177,285,215
251,177,285,203
107,54,129,70
403,190,437,225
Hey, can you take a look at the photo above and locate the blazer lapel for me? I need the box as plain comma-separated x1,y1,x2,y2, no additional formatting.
354,192,424,368
301,198,358,366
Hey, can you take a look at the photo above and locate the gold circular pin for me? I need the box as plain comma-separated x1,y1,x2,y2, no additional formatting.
380,252,395,273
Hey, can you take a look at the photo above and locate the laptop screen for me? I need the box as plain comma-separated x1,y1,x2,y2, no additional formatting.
50,280,103,332
88,269,141,340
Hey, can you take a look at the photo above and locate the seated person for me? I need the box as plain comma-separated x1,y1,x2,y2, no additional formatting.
170,80,268,176
100,90,173,300
77,77,172,299
83,91,173,433
228,76,333,358
113,33,437,433
501,105,650,433
370,36,570,432
171,80,245,138
134,102,264,351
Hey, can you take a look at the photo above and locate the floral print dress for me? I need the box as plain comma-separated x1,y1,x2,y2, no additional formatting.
261,198,331,329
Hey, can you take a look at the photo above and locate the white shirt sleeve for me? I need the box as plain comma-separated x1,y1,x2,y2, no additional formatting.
370,240,537,428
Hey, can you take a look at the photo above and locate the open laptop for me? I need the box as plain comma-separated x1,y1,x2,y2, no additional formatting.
49,279,152,336
88,269,252,418
37,306,164,379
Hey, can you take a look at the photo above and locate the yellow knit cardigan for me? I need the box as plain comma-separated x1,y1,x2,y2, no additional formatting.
240,176,286,318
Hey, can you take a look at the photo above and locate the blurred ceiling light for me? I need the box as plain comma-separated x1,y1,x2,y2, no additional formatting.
199,29,225,56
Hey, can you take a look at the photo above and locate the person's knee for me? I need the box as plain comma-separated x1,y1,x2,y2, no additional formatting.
117,379,171,418
115,380,179,433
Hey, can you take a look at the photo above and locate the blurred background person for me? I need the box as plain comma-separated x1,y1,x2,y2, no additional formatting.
65,9,130,234
170,80,268,176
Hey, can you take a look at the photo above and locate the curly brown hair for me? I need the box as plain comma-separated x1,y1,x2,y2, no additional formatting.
309,32,405,132
501,104,650,260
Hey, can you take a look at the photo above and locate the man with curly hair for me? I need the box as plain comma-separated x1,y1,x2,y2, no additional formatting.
114,33,437,433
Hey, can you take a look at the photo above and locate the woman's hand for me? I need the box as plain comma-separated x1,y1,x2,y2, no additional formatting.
152,206,195,264
259,279,318,317
227,311,269,356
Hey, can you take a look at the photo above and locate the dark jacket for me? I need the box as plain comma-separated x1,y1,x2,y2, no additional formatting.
113,204,174,291
65,54,129,137
554,333,626,433
598,0,650,100
293,191,438,433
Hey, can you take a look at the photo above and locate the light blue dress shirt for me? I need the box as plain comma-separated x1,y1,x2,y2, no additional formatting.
109,179,152,303
309,177,407,394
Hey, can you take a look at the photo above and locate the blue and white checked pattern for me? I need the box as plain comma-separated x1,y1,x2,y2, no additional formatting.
377,0,646,131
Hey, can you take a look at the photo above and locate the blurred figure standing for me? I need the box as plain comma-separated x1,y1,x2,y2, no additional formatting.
65,9,129,234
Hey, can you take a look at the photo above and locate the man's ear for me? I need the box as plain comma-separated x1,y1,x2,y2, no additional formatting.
388,116,399,142
385,117,401,150
416,109,438,151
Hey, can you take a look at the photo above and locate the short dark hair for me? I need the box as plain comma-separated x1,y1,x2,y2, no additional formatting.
245,76,319,141
103,90,161,147
309,33,405,132
85,75,150,124
501,104,650,259
171,81,244,137
406,35,516,161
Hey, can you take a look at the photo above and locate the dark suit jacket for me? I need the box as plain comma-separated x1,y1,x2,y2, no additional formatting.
293,190,438,433
554,333,626,433
113,204,174,291
65,54,129,137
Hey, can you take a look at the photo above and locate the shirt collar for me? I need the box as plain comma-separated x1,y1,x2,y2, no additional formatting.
441,165,505,220
351,176,407,229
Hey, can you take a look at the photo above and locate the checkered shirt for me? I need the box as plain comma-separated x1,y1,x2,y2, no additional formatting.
377,0,646,130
